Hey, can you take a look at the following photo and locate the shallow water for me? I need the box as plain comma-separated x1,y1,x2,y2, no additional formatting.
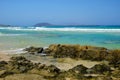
0,26,120,51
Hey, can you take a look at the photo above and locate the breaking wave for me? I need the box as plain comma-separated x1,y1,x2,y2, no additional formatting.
0,27,120,32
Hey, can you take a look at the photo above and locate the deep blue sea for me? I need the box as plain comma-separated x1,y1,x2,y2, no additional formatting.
0,25,120,52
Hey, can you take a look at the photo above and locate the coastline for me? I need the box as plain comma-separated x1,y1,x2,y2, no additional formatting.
0,49,102,71
0,44,120,80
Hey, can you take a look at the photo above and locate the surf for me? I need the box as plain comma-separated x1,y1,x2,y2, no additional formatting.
0,26,120,32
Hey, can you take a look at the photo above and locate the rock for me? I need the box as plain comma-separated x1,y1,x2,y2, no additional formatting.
0,56,61,78
28,62,60,77
90,64,111,74
36,64,60,74
46,65,60,74
44,44,109,61
42,48,51,55
10,56,29,61
111,70,120,78
0,57,33,78
0,61,7,66
54,71,83,80
0,55,118,80
79,50,100,60
44,44,81,58
0,70,13,78
69,65,88,74
98,50,108,60
0,61,8,70
8,56,34,73
24,46,43,54
79,45,107,51
36,63,46,70
105,50,120,68
80,50,109,61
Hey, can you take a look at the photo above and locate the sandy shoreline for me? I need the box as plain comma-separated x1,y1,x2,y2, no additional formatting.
0,44,120,80
0,51,102,71
0,51,100,69
0,52,10,61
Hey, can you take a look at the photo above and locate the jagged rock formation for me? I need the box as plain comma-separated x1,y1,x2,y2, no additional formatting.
68,65,88,74
0,56,60,78
25,44,120,68
90,64,111,74
21,44,120,80
0,56,120,80
43,44,109,61
24,46,43,54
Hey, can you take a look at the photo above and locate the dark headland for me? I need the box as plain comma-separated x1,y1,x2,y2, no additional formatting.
34,23,53,27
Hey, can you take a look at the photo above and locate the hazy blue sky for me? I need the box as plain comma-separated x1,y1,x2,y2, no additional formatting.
0,0,120,26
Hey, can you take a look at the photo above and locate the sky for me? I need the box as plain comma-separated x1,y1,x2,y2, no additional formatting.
0,0,120,26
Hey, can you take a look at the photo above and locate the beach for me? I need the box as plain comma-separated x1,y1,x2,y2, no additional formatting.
0,26,120,80
0,52,10,61
1,0,120,79
0,44,120,80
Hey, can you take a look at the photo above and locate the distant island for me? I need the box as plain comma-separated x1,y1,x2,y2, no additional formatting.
0,24,11,27
0,23,120,27
34,23,120,27
34,23,53,27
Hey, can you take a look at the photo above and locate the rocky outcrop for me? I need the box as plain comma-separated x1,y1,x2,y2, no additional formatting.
0,56,120,80
8,56,34,73
43,44,120,68
24,46,43,54
111,70,120,78
0,70,13,78
0,56,60,78
43,44,109,60
20,44,120,80
105,50,120,68
0,61,8,70
24,44,109,60
69,65,88,74
90,64,111,74
24,44,120,69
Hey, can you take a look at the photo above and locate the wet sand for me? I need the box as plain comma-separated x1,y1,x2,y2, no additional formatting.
0,52,10,61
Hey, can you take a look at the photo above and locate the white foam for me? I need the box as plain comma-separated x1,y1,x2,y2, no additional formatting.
34,27,120,32
0,27,21,30
0,33,26,36
2,48,26,54
0,27,120,32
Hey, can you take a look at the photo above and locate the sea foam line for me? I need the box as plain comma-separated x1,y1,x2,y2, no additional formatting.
34,27,120,32
0,27,120,32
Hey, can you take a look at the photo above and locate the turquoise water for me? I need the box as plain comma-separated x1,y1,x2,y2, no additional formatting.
0,26,120,51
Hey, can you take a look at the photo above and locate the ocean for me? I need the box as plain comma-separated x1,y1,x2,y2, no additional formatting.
0,25,120,52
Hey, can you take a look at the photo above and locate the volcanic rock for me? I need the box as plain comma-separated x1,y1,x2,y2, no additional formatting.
90,64,111,74
24,46,43,54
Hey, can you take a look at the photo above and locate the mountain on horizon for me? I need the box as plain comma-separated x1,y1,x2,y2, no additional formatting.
34,23,53,27
0,24,11,27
